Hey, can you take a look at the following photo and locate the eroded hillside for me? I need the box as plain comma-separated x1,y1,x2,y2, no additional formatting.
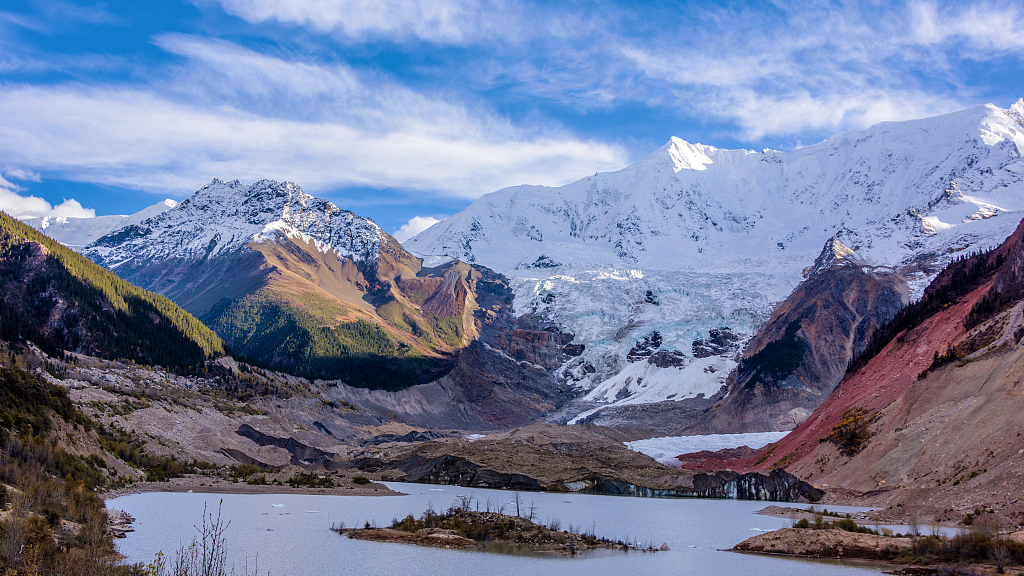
702,218,1024,525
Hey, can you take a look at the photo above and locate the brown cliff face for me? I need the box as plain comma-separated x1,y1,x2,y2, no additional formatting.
685,238,907,433
717,218,1024,520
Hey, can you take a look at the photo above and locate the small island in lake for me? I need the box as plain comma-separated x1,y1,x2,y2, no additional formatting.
334,502,667,554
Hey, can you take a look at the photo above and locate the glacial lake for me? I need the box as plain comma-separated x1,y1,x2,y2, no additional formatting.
110,483,893,576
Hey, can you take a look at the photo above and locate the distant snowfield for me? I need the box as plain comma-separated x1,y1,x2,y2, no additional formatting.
625,432,790,465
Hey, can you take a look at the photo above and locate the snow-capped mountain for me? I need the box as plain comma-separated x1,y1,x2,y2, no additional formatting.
406,99,1024,426
78,178,575,426
20,199,177,249
85,179,387,269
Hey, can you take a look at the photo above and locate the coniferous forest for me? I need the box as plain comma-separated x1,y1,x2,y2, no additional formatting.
0,211,225,373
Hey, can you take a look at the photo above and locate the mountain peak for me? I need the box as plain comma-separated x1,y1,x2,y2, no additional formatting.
637,137,721,172
808,236,859,276
85,179,388,268
1008,97,1024,127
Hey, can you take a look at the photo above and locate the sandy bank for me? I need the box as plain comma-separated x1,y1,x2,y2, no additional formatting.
733,528,911,560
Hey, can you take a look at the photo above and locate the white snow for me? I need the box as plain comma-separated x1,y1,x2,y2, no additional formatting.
20,199,177,249
406,100,1024,422
82,179,389,268
625,432,790,465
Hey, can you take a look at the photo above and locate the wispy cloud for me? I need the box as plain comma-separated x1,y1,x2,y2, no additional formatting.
534,1,1001,140
0,37,627,198
392,216,441,242
911,0,1024,53
411,1,1022,141
205,0,542,44
3,168,42,183
1,1,125,33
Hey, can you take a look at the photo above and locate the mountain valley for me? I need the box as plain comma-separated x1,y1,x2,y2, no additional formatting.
3,99,1024,547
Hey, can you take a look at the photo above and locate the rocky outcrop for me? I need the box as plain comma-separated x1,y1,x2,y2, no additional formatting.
691,328,741,358
806,236,858,277
372,452,821,501
690,469,824,501
362,430,453,446
490,314,582,370
235,424,335,465
370,454,546,491
626,332,662,362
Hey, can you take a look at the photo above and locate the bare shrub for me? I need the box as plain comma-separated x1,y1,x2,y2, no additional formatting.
0,516,24,570
454,494,473,511
907,513,920,537
159,500,260,576
990,541,1010,574
970,513,997,538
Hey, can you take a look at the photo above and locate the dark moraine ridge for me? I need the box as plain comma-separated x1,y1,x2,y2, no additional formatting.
352,424,823,503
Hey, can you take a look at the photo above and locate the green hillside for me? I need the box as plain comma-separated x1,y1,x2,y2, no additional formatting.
0,211,225,372
204,290,448,390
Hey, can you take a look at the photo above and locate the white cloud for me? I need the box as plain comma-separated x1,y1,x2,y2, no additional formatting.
564,2,981,139
911,1,1024,52
448,1,1023,141
0,174,23,191
0,188,95,219
392,216,441,242
3,167,41,182
208,0,520,44
0,36,625,199
0,82,626,198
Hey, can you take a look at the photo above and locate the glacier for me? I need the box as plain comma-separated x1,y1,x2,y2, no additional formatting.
405,99,1024,424
625,432,790,466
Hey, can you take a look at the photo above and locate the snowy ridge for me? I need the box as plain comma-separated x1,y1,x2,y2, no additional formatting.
84,179,387,268
406,99,1024,421
20,199,177,249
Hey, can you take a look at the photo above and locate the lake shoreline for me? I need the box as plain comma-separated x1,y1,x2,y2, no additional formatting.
102,474,402,501
732,527,1024,575
109,482,900,575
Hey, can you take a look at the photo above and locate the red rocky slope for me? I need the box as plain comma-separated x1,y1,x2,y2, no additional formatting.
691,217,1024,524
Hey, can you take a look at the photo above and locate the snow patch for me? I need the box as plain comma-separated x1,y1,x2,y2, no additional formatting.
625,432,790,465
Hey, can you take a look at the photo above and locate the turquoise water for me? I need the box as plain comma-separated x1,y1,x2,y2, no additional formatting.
110,483,892,575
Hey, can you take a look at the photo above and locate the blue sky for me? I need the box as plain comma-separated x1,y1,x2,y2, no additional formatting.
1,0,1023,240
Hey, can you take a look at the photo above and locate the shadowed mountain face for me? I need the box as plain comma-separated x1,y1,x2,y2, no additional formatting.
81,181,578,407
0,211,225,370
690,238,909,433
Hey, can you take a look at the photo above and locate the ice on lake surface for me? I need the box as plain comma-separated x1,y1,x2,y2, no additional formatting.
110,482,891,576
